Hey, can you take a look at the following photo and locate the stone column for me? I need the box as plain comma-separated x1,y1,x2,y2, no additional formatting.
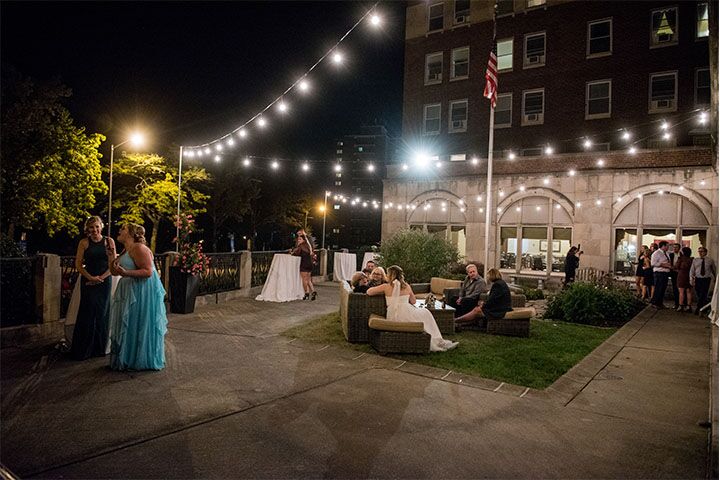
319,248,328,279
240,250,252,295
36,254,61,323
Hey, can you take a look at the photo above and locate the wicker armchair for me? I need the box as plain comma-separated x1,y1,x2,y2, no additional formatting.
339,282,387,343
368,314,431,354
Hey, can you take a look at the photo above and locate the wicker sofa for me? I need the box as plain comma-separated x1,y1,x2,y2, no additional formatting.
411,277,462,301
443,288,527,308
339,281,386,343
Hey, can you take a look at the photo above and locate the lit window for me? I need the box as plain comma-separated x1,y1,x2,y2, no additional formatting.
335,181,341,186
526,0,545,7
450,153,466,161
696,68,710,106
454,0,470,24
425,52,443,85
524,32,546,68
449,99,468,133
650,7,678,47
495,93,512,128
497,0,514,16
451,47,469,79
428,3,444,32
649,71,677,113
497,38,513,71
423,103,442,135
358,146,363,152
697,3,709,38
587,18,612,57
522,89,544,126
586,79,611,119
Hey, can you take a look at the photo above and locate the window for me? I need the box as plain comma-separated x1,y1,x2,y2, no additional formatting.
587,18,612,57
697,3,709,39
522,147,543,156
336,173,342,178
497,0,514,16
450,153,466,161
451,47,469,79
449,100,468,133
333,206,340,211
696,68,710,106
521,227,548,273
500,227,517,269
425,52,443,85
334,181,341,186
586,80,611,119
495,93,512,128
497,38,513,71
357,146,363,152
424,103,441,134
649,71,677,113
527,0,546,7
524,32,546,68
552,228,573,272
651,7,678,47
613,229,638,276
454,0,470,24
428,3,444,32
522,89,544,125
336,149,342,154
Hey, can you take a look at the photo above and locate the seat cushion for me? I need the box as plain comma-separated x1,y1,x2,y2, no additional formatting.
368,314,425,333
429,277,462,297
504,307,536,320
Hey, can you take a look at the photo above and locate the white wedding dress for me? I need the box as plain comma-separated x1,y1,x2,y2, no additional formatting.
385,280,458,352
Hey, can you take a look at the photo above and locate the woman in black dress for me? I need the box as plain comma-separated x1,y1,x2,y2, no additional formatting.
291,232,316,300
70,216,116,359
635,245,649,298
564,246,581,287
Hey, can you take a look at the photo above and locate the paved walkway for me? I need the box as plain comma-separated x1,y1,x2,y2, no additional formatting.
1,282,715,479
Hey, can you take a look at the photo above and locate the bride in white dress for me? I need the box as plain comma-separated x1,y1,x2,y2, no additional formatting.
367,265,458,352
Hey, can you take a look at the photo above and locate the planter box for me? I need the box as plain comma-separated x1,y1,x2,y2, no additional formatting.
169,267,200,314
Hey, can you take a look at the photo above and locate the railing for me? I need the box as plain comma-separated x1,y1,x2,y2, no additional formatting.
251,251,282,287
154,254,167,285
0,257,38,327
327,250,336,277
200,253,242,294
60,256,79,318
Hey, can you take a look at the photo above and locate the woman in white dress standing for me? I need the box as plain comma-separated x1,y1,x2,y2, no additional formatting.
367,265,458,352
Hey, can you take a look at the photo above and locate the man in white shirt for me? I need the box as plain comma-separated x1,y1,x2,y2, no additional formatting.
667,243,681,309
690,246,716,315
650,241,672,308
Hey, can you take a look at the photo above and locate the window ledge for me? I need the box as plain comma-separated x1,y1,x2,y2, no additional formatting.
494,124,512,129
522,63,545,70
648,107,678,115
448,129,468,134
449,76,469,82
649,42,678,49
585,113,611,120
586,52,612,59
424,80,443,86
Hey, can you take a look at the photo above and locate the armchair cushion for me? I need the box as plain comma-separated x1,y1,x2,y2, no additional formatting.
368,314,425,333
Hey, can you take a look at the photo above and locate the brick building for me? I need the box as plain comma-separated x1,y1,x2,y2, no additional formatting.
382,0,717,280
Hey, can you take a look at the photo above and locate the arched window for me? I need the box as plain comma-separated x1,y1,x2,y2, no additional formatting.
407,196,467,256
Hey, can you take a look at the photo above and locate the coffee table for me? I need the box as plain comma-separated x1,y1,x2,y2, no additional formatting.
416,300,455,335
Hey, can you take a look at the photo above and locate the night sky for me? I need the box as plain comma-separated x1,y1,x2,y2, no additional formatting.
1,1,406,162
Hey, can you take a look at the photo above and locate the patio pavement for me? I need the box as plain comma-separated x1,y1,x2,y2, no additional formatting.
1,281,715,479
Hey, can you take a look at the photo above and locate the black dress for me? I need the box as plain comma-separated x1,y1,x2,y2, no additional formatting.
481,279,513,320
292,245,314,273
70,237,111,360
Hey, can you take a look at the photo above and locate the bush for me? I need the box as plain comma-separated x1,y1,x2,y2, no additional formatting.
543,282,643,326
522,287,545,300
376,229,460,283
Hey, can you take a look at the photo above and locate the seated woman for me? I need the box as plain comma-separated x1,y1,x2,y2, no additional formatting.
454,268,512,328
367,265,458,352
350,272,370,293
367,266,388,287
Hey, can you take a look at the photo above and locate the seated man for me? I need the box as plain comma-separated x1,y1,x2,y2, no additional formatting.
351,271,370,293
455,268,512,328
448,263,488,317
362,260,376,276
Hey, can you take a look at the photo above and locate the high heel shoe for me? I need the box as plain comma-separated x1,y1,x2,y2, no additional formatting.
311,291,317,301
302,293,309,301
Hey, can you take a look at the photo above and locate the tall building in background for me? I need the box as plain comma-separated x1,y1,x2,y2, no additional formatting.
382,0,716,279
328,125,395,249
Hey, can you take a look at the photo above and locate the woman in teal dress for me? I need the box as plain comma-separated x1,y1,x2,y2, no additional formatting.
70,216,115,360
106,223,167,371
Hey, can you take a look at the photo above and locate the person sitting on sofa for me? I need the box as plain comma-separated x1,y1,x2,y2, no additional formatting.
447,263,488,317
367,267,388,287
351,272,370,293
454,268,512,329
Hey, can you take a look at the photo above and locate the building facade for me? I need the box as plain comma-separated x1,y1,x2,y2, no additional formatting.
382,0,717,280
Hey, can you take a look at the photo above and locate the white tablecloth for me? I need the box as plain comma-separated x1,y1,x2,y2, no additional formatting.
333,252,357,282
362,252,379,269
256,254,305,302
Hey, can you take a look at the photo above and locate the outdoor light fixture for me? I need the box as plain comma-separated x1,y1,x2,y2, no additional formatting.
583,139,592,149
622,131,631,140
334,163,342,172
332,52,343,64
238,129,247,138
299,80,310,92
277,102,288,113
243,157,251,167
507,152,516,160
568,169,576,176
544,146,554,155
257,118,267,128
271,160,279,169
596,159,605,167
302,163,310,171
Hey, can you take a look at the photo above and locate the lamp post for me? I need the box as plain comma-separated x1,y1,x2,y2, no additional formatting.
108,132,145,238
176,146,183,250
320,190,330,250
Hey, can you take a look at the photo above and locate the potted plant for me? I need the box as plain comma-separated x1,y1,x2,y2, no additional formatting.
169,214,210,314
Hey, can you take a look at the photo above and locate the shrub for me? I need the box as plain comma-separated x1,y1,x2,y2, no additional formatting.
522,287,545,300
543,282,643,326
376,229,460,283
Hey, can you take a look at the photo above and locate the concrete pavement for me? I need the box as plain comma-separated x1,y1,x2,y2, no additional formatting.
1,282,715,478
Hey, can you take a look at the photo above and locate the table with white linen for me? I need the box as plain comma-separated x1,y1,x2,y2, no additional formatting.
255,254,305,302
362,252,379,269
333,252,357,282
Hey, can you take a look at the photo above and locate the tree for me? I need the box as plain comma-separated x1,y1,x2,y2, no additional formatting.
207,166,260,252
0,69,106,237
112,152,209,252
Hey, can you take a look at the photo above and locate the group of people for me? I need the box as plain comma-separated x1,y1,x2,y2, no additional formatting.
69,216,167,371
349,260,515,352
636,241,716,314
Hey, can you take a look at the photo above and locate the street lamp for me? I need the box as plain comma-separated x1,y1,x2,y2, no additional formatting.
108,132,145,237
320,190,330,249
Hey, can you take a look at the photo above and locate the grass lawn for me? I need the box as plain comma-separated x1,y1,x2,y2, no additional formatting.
283,312,617,389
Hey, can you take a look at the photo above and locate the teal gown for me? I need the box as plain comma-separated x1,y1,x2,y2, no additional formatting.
109,252,168,371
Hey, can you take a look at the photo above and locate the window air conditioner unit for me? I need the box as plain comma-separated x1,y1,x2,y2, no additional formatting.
454,14,469,24
452,120,467,129
428,73,441,81
524,113,543,123
652,99,674,110
655,32,673,43
526,54,544,64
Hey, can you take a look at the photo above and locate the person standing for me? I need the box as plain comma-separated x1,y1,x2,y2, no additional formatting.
642,248,655,301
107,224,168,371
635,245,649,298
69,216,115,360
675,247,694,312
564,246,581,287
650,241,672,308
668,243,681,309
448,263,488,317
690,246,717,315
291,232,316,300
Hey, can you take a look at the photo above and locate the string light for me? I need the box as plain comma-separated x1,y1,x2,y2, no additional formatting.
367,163,375,172
544,146,554,155
277,101,288,113
243,157,251,167
334,163,342,172
239,129,247,138
507,152,516,160
257,118,267,128
583,139,592,149
332,52,344,64
519,185,526,192
596,159,605,167
629,147,637,155
595,200,602,206
215,144,223,151
576,202,582,207
214,155,221,162
302,163,310,172
471,157,479,165
271,160,279,170
662,132,671,140
568,169,576,176
402,164,408,170
543,177,550,185
298,80,310,92
226,138,235,147
622,131,631,140
661,121,669,130
370,14,381,26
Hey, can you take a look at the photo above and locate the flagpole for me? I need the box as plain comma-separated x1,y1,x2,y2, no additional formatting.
483,108,495,277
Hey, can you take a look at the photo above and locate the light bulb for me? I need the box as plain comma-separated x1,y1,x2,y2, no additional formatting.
257,118,267,128
302,163,310,172
334,164,342,172
596,159,605,167
238,129,247,138
243,157,251,167
471,157,479,165
367,164,375,172
402,164,408,171
519,185,526,191
332,52,343,64
622,131,631,140
544,146,554,155
277,102,288,113
568,169,576,176
370,14,381,26
214,155,221,162
226,138,235,147
508,152,516,160
584,139,592,149
543,177,550,185
299,80,310,92
271,161,279,170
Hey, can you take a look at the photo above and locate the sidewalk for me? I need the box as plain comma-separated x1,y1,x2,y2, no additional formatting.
1,282,714,479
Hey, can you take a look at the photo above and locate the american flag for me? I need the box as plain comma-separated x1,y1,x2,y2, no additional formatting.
483,40,498,108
